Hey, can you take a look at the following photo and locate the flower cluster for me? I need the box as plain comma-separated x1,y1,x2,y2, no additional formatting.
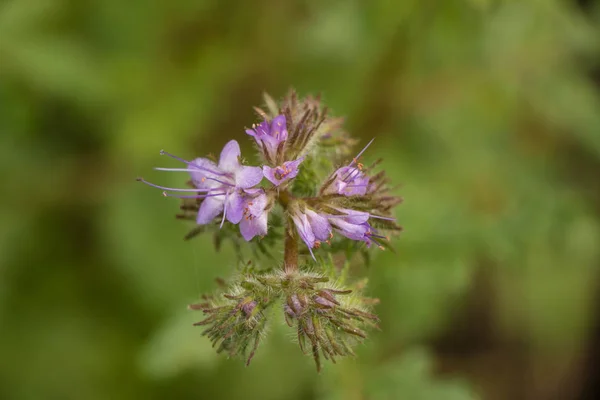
281,272,379,370
138,90,402,371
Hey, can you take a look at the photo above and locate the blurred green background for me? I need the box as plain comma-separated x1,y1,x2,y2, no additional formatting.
2,0,600,399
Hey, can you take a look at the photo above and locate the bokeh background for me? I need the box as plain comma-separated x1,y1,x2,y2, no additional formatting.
2,0,600,399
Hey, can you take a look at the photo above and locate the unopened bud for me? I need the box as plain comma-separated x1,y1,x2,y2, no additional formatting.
241,300,257,317
313,295,337,309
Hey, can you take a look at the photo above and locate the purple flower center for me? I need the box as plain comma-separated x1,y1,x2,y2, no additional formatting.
263,157,304,186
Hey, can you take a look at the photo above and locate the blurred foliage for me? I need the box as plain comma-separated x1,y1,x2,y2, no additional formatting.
1,0,600,399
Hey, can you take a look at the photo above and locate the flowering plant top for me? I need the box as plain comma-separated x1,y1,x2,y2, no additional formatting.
138,90,402,371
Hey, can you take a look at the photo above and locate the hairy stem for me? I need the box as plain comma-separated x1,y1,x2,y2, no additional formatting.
284,224,298,274
279,189,298,274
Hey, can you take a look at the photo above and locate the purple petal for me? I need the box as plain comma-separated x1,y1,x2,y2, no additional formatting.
189,158,222,189
226,190,244,224
331,219,369,241
262,166,277,185
292,214,315,248
255,121,270,137
247,191,268,217
258,135,280,157
218,140,241,172
246,121,269,140
244,187,263,196
196,195,225,224
305,210,331,241
245,129,258,138
331,208,370,224
270,115,288,141
240,213,268,240
235,166,263,189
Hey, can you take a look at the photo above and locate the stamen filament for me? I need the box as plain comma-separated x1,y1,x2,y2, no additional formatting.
159,150,228,177
349,138,375,167
162,192,226,199
160,150,189,164
220,193,228,228
136,178,212,192
341,138,375,181
205,177,235,187
341,167,361,183
368,236,385,249
154,168,199,172
368,214,396,221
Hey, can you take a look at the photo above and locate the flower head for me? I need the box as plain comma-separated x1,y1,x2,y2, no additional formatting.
138,140,265,237
140,90,402,372
189,287,271,366
280,271,379,372
246,115,288,163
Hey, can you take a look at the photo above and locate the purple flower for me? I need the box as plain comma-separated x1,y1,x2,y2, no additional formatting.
322,138,375,196
291,208,332,259
246,115,288,161
239,188,269,240
138,140,264,233
324,166,370,196
263,157,305,186
326,208,390,249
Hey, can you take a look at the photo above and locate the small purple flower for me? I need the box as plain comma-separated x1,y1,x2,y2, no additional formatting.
138,140,264,234
326,208,391,249
325,166,370,196
291,208,332,259
322,138,375,196
263,157,305,186
246,115,288,161
239,188,269,241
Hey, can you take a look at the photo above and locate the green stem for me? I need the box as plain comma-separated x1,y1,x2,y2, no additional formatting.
284,225,298,274
279,189,298,274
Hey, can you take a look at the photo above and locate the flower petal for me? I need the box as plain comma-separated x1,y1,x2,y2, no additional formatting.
189,158,221,190
235,166,263,189
292,214,315,248
226,190,244,224
270,115,288,141
331,219,369,241
255,121,270,137
196,195,225,224
239,213,268,241
306,210,332,241
218,140,241,172
262,166,277,185
247,191,268,217
333,208,370,224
